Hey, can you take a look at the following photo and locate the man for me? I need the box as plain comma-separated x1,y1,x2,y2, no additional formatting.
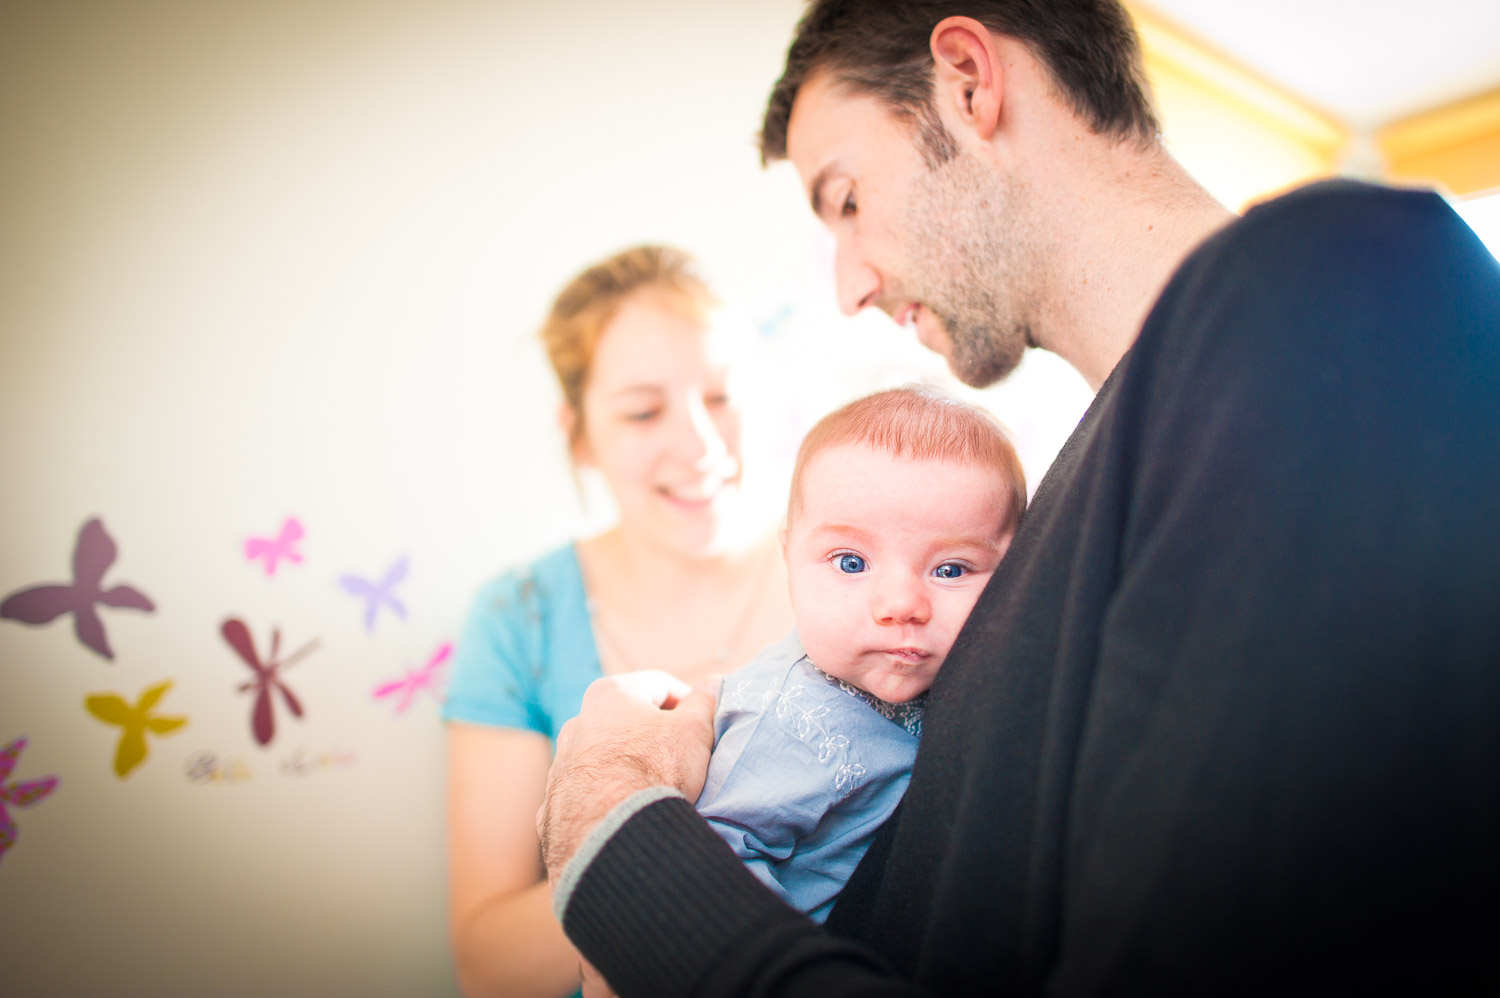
538,2,1500,994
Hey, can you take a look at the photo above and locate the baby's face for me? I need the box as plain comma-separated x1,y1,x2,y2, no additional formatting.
783,442,1014,703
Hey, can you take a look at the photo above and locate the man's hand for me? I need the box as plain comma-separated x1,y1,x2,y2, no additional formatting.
538,670,718,884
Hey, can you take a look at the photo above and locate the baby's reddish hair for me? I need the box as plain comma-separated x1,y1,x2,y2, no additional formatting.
788,385,1027,533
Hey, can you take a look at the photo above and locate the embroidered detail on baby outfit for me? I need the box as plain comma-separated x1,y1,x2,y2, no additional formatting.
824,674,925,737
721,673,784,712
775,686,864,793
834,763,866,793
817,733,849,764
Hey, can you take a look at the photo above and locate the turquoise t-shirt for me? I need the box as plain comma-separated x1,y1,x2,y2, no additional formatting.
443,544,602,740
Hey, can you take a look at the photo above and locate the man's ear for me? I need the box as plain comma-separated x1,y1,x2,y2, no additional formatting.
930,16,1003,141
559,402,590,466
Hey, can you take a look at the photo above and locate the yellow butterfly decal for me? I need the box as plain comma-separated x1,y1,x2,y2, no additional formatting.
84,680,189,778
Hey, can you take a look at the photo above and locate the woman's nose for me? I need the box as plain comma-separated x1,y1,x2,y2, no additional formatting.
671,396,729,468
872,572,930,626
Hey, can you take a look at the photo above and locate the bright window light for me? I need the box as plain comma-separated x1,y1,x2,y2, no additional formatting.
1452,191,1500,261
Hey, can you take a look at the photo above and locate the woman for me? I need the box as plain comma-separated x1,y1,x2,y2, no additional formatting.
444,245,793,998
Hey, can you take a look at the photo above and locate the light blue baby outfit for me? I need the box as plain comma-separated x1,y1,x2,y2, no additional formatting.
696,630,923,923
442,543,601,740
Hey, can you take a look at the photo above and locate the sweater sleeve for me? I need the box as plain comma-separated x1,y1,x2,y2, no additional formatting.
560,796,922,998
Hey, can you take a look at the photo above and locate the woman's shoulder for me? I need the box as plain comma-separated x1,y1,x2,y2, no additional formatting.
469,543,586,621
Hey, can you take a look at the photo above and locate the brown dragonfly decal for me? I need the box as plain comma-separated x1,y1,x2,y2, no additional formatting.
220,619,319,746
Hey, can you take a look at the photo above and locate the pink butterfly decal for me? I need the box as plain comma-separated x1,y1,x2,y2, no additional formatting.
338,556,409,633
372,642,452,715
0,518,155,661
221,618,319,746
244,517,304,576
0,737,61,865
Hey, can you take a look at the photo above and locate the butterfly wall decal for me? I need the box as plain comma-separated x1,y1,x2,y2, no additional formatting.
0,518,155,661
0,737,60,865
372,641,452,715
84,680,188,778
338,555,409,633
244,517,305,576
221,618,319,746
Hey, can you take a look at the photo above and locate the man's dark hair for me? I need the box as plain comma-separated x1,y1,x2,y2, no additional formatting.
759,0,1159,166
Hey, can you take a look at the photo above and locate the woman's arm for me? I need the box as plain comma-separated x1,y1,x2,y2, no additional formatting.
448,722,581,998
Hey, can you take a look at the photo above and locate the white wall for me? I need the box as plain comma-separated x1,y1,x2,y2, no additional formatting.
0,3,1091,996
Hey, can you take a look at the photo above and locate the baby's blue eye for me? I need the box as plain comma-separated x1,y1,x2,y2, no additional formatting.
837,554,867,574
933,563,967,579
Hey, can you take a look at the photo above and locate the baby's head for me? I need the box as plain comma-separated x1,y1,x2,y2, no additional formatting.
783,386,1026,703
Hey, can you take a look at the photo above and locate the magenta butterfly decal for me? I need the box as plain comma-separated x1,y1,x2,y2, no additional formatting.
244,517,304,576
372,641,452,715
0,518,155,661
338,556,409,633
221,618,319,746
0,737,60,864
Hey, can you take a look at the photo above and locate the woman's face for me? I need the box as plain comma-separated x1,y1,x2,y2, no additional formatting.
574,291,747,558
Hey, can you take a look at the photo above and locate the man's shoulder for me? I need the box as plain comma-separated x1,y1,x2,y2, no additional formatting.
1203,178,1456,271
1245,177,1443,218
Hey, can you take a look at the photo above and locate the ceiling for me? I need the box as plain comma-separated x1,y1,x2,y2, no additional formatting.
1140,0,1500,132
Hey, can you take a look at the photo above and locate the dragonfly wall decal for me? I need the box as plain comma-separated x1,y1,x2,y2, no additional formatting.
0,737,60,865
221,618,319,746
338,555,409,633
372,641,452,715
244,517,305,577
0,518,155,661
84,680,188,778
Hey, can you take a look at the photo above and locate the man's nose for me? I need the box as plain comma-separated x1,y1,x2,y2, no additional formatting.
834,239,880,317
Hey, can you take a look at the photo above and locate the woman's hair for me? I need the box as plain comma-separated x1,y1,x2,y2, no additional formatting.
789,383,1027,534
539,245,719,450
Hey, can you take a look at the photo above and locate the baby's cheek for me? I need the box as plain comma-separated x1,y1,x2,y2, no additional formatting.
799,622,849,673
934,591,986,654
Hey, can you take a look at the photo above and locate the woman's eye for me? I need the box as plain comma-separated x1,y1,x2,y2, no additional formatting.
705,393,731,408
933,563,967,579
840,191,856,217
624,409,661,422
836,553,867,574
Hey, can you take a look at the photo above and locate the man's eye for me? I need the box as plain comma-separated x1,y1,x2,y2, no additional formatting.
933,563,967,579
837,553,867,574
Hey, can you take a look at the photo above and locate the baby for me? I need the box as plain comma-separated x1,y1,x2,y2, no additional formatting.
695,385,1027,922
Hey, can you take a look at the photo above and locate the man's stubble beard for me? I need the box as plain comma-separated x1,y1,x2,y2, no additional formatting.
901,149,1042,389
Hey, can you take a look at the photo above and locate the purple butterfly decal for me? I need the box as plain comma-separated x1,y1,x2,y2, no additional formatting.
338,556,409,633
372,641,451,715
0,518,155,660
221,618,319,746
0,737,61,864
244,517,304,576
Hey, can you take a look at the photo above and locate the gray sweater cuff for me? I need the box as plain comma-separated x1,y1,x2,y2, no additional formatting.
551,786,687,922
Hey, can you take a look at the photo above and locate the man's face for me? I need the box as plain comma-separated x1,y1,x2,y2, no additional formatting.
786,72,1042,387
